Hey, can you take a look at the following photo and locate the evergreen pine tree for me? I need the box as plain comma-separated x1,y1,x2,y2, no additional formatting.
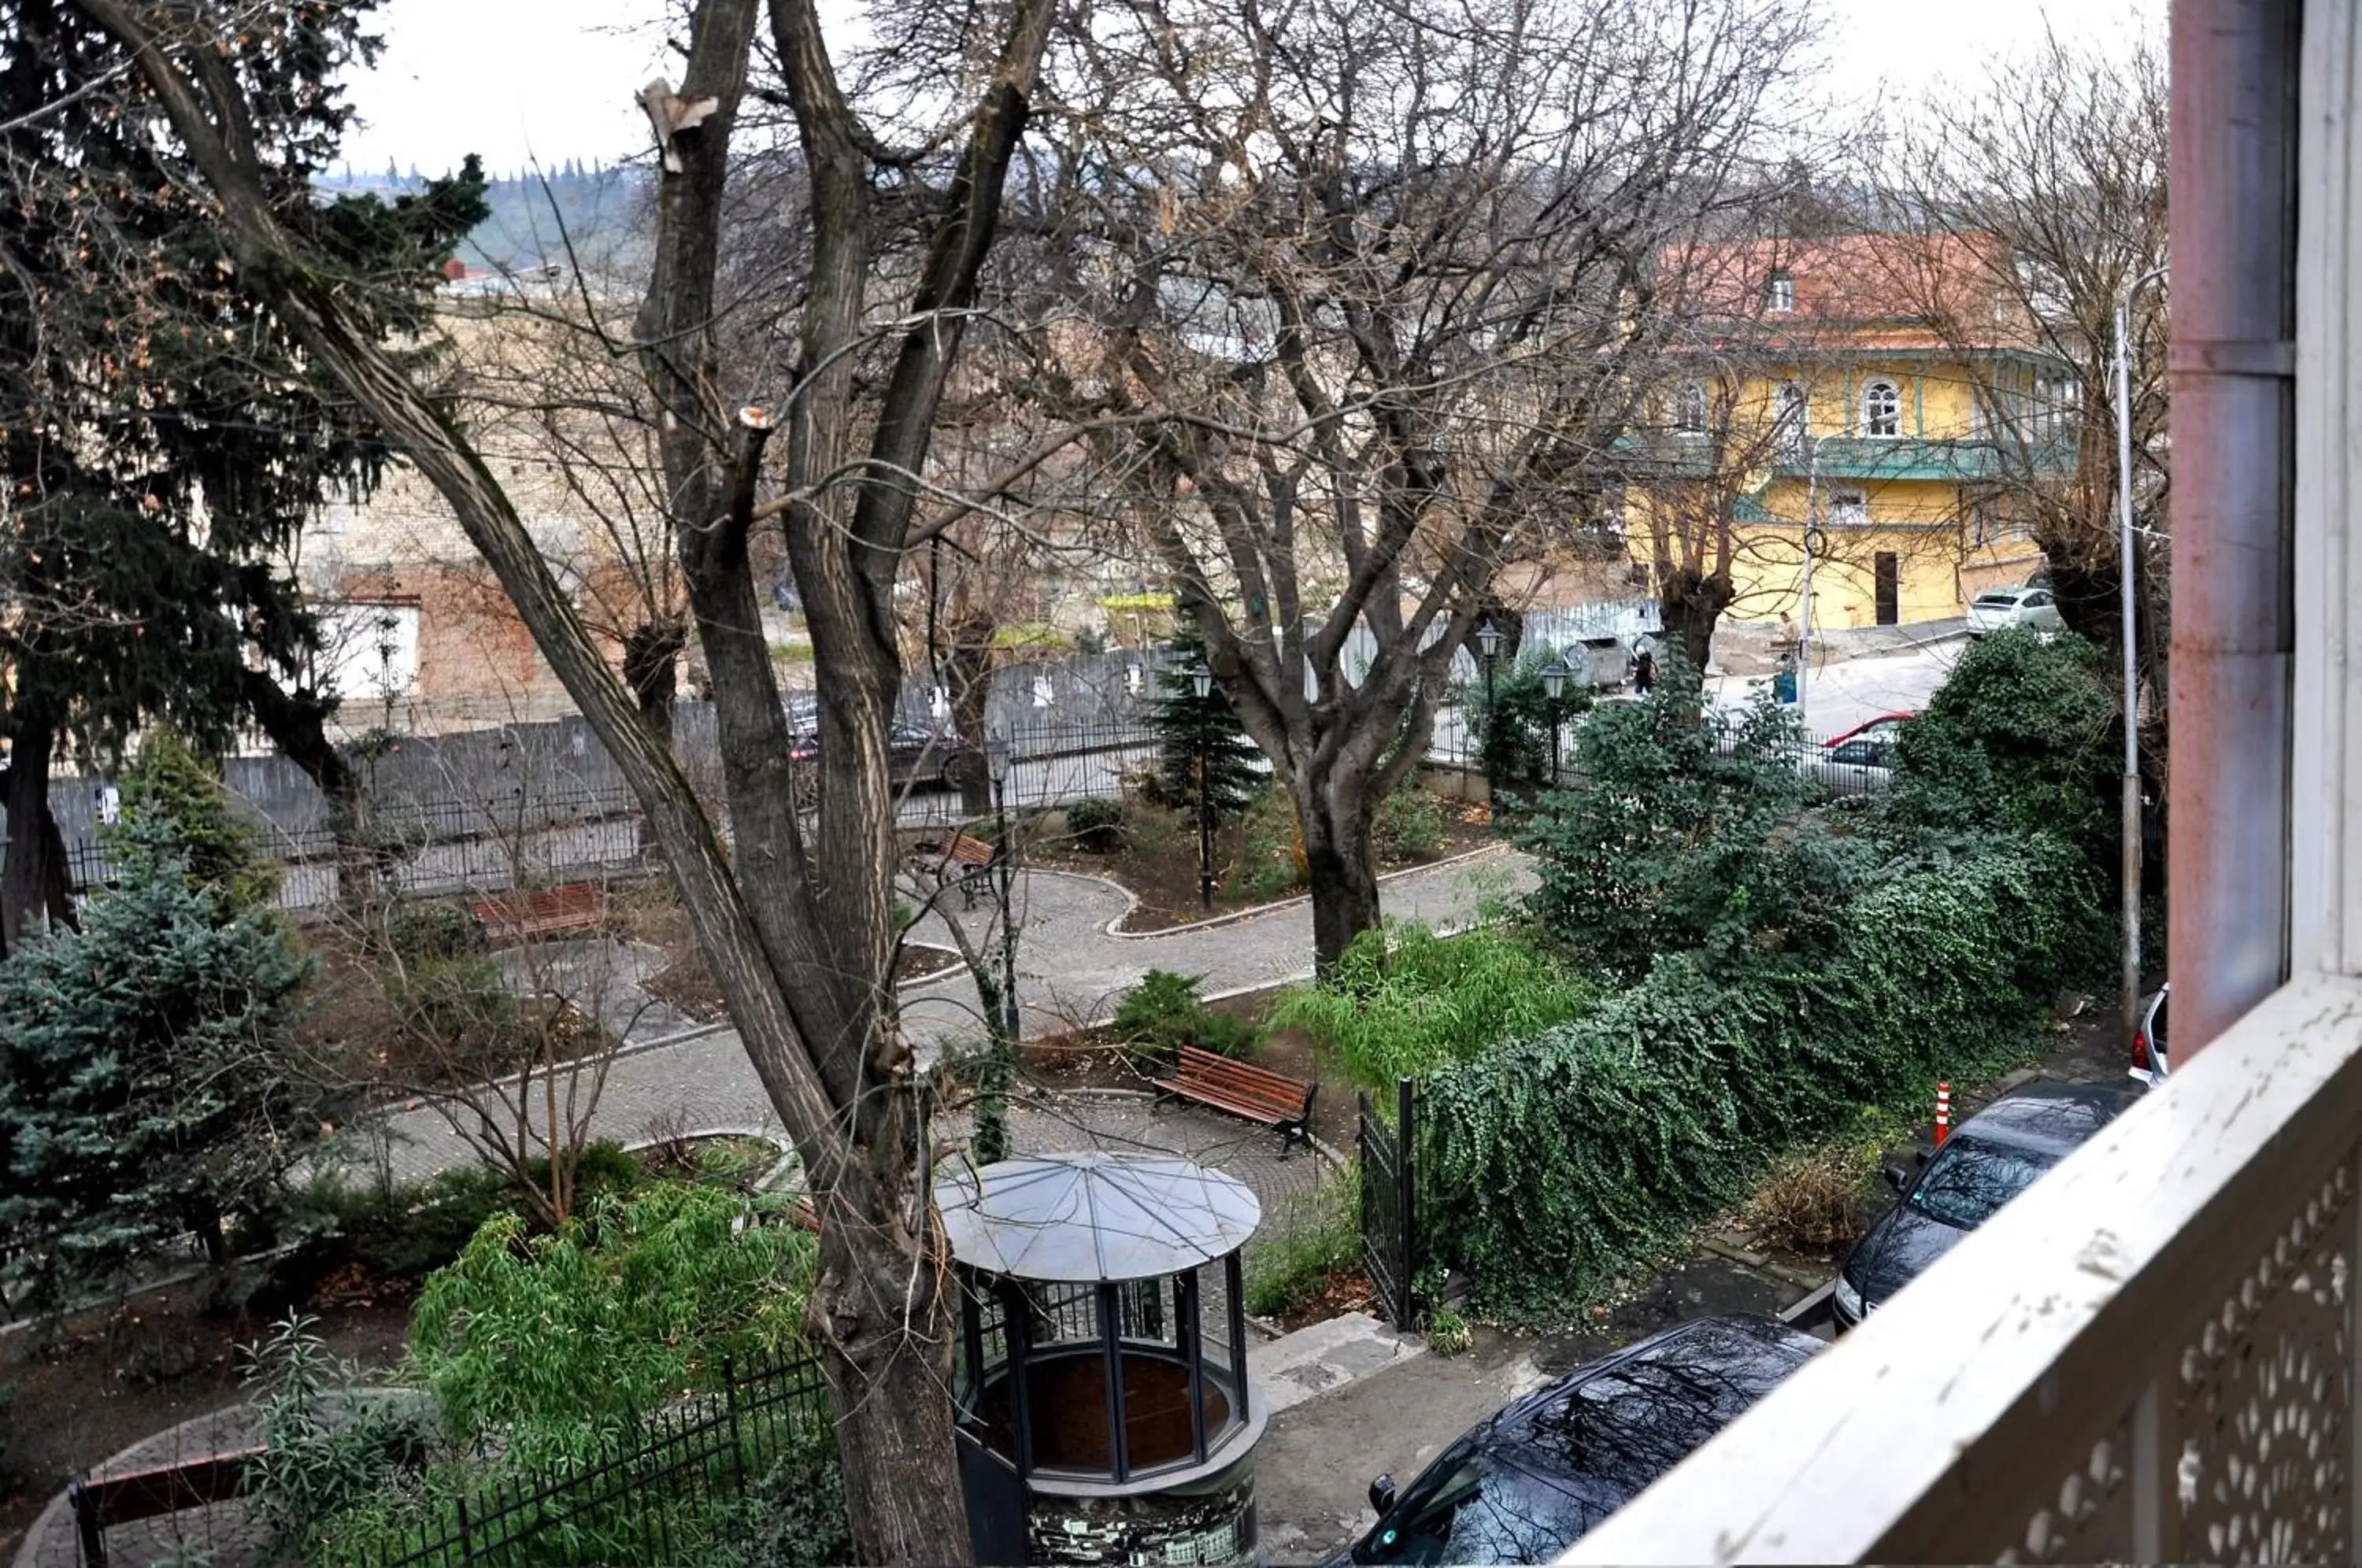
0,1,484,944
108,730,280,915
0,794,314,1306
1151,625,1265,816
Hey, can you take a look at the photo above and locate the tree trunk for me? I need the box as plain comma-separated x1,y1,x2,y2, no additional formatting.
0,719,68,953
1656,567,1734,675
811,1163,969,1564
942,611,997,816
2042,531,2122,649
623,620,687,862
622,619,686,749
1297,771,1380,976
241,671,381,913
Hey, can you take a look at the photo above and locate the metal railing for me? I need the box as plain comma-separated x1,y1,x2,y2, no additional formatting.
1561,971,2362,1564
365,1351,835,1568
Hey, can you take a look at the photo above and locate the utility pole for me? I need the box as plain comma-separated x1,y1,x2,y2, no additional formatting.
2114,264,2168,1043
1799,435,1820,728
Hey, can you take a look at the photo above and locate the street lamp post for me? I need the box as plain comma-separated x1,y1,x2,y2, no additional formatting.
1798,435,1821,727
1475,618,1503,797
2113,264,2168,1042
986,731,1020,1043
1541,658,1569,787
1190,662,1216,911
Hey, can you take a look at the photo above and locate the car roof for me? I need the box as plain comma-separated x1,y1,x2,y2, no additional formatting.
1824,712,1913,747
1473,1315,1820,1502
1957,1079,2142,1156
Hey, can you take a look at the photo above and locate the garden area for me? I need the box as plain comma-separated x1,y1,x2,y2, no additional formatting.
1090,629,2138,1329
0,740,842,1564
1020,778,1491,931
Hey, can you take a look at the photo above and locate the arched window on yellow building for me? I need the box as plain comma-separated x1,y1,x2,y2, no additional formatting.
1860,379,1901,438
1775,383,1809,453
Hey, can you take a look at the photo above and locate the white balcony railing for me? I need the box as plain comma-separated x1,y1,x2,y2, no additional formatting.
1562,971,2362,1564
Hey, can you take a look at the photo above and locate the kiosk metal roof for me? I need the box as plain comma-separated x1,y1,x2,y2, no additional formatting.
935,1154,1263,1282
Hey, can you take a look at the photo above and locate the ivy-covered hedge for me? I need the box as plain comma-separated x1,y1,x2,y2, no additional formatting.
1422,832,2105,1313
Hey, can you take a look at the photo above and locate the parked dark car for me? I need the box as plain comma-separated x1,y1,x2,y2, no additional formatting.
1332,1315,1820,1565
783,701,976,803
1833,1079,2142,1329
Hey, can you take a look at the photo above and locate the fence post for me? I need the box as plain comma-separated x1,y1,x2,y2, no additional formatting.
1396,1075,1416,1328
724,1353,747,1493
70,1478,107,1567
454,1495,473,1566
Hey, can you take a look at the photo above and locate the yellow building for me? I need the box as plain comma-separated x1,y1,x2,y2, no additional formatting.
1626,233,2064,636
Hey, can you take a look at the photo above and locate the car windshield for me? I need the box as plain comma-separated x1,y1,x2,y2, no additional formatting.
1353,1452,1597,1566
1907,1137,2057,1229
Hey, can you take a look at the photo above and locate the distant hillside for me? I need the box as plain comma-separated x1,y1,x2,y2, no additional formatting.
320,164,652,281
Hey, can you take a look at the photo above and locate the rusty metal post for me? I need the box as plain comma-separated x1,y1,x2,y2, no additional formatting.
2168,0,2300,1060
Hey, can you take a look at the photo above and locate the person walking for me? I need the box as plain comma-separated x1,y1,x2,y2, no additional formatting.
1633,642,1658,697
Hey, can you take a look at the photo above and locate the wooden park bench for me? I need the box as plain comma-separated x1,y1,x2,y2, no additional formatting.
472,882,605,943
1159,1045,1319,1152
909,830,1001,910
71,1447,264,1566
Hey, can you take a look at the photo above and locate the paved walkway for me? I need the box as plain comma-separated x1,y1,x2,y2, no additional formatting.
364,849,1533,1184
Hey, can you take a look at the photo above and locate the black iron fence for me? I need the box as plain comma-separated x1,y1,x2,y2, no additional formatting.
362,1351,835,1568
67,1352,837,1568
1358,1078,1418,1332
31,722,1162,904
1433,701,1890,803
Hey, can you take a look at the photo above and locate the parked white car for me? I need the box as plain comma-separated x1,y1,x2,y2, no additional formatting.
1797,733,1894,797
1967,586,2067,639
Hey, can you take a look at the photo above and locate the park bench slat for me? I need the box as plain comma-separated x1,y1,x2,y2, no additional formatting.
1161,1045,1316,1152
908,831,1001,909
472,882,605,942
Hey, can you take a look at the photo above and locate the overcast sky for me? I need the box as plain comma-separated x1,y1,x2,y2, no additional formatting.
336,0,2165,177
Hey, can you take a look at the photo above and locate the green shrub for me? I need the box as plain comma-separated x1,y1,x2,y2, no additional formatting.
1243,1167,1360,1318
1372,778,1446,860
408,1183,816,1469
1110,969,1258,1060
1064,797,1127,852
1516,670,1869,984
384,954,514,1048
721,1437,855,1568
384,900,487,962
1235,786,1305,899
276,1166,516,1291
1427,1305,1474,1355
240,1315,435,1562
1272,921,1594,1089
1424,833,2102,1315
1879,628,2120,875
1464,647,1594,793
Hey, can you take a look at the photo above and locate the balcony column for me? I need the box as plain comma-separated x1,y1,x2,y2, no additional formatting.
2168,0,2299,1056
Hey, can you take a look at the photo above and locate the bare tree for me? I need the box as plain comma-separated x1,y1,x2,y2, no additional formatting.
72,0,1056,1556
1890,25,2170,660
1027,0,1818,969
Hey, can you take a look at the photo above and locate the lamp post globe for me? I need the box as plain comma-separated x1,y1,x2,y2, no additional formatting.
1186,664,1216,910
1541,659,1569,786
